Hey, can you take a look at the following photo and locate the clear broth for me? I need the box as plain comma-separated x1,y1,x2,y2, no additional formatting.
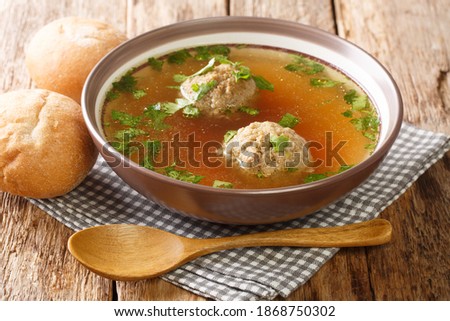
102,45,379,189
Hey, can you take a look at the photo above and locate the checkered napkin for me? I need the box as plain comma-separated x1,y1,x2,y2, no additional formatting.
29,123,450,300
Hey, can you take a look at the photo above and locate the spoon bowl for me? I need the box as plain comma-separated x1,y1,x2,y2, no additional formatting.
68,219,392,281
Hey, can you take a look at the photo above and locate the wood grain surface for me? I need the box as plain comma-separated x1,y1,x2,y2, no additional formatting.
1,0,449,301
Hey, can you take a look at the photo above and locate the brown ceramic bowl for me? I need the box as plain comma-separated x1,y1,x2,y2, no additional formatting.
82,17,402,224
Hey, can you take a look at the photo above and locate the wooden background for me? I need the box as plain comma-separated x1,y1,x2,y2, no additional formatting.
1,0,449,300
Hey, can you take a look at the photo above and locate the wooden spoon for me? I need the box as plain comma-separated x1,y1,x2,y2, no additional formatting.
68,219,391,281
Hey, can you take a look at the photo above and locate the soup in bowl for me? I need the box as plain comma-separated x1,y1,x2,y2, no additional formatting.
82,17,402,224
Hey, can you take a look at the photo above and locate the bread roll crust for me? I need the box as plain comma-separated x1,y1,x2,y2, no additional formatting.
0,89,98,198
25,17,127,103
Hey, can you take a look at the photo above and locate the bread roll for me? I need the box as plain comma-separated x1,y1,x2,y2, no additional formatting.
25,17,127,103
0,89,98,198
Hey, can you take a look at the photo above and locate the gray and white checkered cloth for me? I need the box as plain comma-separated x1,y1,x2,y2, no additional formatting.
29,123,450,300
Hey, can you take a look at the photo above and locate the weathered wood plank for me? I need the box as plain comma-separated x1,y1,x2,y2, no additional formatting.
0,193,112,300
230,0,335,33
125,0,229,36
117,279,207,301
115,0,228,301
334,0,450,134
335,0,450,300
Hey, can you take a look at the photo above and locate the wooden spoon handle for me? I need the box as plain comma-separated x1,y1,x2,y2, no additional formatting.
193,219,392,255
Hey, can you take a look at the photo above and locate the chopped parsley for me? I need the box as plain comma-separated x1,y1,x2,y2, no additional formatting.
213,180,233,189
270,135,290,153
106,90,120,101
285,54,325,75
341,110,353,118
173,74,189,83
167,49,192,64
109,131,141,156
194,45,230,60
107,70,147,100
142,140,161,170
342,89,379,149
143,104,171,130
252,75,274,91
310,78,340,88
191,80,217,101
238,106,259,116
112,72,137,92
304,165,354,183
182,105,200,118
111,110,142,127
148,57,164,71
114,128,146,140
278,113,300,128
110,141,135,156
164,164,204,183
344,89,369,110
233,65,252,81
256,170,265,179
303,173,328,183
132,89,147,100
224,130,237,143
174,57,216,83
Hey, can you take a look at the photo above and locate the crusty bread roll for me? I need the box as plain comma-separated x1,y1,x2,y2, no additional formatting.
0,89,98,198
25,17,127,103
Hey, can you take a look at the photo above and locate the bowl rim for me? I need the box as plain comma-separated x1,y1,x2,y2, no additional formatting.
82,16,403,195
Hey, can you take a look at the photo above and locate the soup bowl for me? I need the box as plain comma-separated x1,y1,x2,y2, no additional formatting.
82,17,402,224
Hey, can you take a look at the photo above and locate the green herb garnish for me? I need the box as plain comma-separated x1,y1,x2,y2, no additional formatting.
109,132,140,156
224,130,237,143
285,54,325,75
143,104,171,130
167,49,192,64
270,135,290,153
114,128,146,140
238,106,260,116
148,57,164,71
343,89,379,148
173,58,216,83
112,72,137,92
173,74,189,83
344,89,358,104
278,113,300,128
106,90,120,101
256,170,265,179
341,110,353,118
182,105,200,118
310,78,340,88
233,65,252,81
107,70,147,100
194,45,231,60
132,89,147,100
252,75,274,91
213,180,233,189
304,165,354,183
303,173,328,183
191,80,217,101
111,110,142,127
110,141,134,156
164,164,204,183
345,90,369,110
142,140,161,170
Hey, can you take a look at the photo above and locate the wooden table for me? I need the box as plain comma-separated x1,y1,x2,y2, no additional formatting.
1,0,449,301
